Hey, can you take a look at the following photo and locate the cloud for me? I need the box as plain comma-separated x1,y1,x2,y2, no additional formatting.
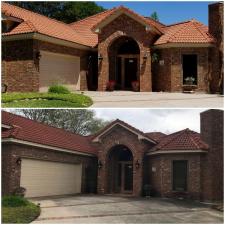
94,109,206,134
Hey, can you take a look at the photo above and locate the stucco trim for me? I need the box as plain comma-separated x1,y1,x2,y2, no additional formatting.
2,138,95,157
92,122,156,144
147,149,208,155
2,124,11,129
153,43,214,49
2,32,96,51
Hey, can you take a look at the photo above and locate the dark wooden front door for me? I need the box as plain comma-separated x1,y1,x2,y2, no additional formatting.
173,160,188,191
124,58,138,89
118,162,133,193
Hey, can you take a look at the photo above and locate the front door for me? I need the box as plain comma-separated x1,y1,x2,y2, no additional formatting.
118,162,133,193
124,58,138,89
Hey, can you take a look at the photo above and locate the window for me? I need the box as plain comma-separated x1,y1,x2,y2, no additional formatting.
182,55,198,85
173,160,188,191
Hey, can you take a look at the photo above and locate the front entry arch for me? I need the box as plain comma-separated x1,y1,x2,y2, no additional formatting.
107,145,133,194
108,36,140,90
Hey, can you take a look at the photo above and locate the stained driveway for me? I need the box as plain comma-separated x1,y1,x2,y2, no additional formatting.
32,195,223,223
79,91,223,108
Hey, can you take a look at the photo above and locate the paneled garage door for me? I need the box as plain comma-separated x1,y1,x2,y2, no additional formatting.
21,158,82,197
39,51,80,92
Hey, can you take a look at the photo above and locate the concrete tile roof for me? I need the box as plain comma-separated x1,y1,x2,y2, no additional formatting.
2,2,92,47
149,128,209,153
3,3,213,48
154,19,215,45
2,111,97,156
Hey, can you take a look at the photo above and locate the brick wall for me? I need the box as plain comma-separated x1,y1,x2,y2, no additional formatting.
200,109,224,201
97,14,155,91
208,2,224,93
2,143,97,195
149,154,202,200
2,39,91,92
95,125,154,196
2,40,39,92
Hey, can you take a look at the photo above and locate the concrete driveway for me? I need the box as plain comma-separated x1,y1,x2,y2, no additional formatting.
32,195,223,223
79,91,223,108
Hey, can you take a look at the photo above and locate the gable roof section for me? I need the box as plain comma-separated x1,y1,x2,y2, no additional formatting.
91,6,164,34
145,132,167,142
2,2,93,48
69,8,116,47
147,128,208,155
92,119,156,144
2,111,97,156
154,19,215,46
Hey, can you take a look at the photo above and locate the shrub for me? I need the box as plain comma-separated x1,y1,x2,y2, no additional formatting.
2,196,29,207
48,85,70,94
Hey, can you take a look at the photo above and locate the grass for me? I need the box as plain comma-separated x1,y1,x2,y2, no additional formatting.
2,196,40,223
2,92,93,108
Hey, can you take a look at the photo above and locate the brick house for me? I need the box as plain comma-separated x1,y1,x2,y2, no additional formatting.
2,2,223,93
2,109,223,202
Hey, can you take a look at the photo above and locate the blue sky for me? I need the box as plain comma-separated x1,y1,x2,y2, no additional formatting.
96,1,213,25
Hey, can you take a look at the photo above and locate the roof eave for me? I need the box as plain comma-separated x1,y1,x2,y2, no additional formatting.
152,42,215,49
2,32,97,51
147,149,208,156
2,137,97,157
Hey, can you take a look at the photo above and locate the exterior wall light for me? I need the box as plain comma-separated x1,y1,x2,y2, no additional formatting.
16,157,21,166
2,83,8,93
143,53,148,60
35,51,41,60
98,160,103,169
135,160,140,169
98,53,103,60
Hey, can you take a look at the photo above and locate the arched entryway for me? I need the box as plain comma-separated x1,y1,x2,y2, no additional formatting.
108,36,140,90
107,145,133,194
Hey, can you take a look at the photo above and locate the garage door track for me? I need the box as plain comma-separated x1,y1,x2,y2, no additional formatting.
32,195,223,223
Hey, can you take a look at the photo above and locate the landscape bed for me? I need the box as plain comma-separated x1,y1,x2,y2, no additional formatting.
2,92,93,108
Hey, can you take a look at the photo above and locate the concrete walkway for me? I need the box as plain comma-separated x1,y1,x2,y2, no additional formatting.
78,91,223,108
32,195,223,223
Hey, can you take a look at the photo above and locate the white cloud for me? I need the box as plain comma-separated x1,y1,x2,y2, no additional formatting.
94,109,207,134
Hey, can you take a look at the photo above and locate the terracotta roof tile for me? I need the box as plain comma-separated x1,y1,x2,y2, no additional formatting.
2,2,92,47
2,111,97,156
145,132,167,142
2,3,214,48
154,20,214,45
149,128,209,153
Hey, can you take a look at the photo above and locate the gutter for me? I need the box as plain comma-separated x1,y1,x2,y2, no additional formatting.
2,138,96,157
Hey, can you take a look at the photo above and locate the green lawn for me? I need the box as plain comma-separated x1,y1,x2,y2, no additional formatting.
2,92,93,108
2,197,40,223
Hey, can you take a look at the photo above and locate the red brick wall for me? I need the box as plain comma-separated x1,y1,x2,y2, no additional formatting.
2,143,97,195
97,14,155,91
200,109,224,201
95,125,154,196
208,2,224,93
149,154,202,200
2,40,39,92
2,39,91,92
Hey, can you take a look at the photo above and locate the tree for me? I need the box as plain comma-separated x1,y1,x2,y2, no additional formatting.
14,109,110,135
150,11,159,22
8,2,105,23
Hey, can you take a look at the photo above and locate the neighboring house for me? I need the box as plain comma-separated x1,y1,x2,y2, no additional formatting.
1,2,223,93
2,109,223,202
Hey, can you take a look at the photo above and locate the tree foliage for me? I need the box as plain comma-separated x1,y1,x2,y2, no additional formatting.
14,109,110,135
8,1,105,23
150,11,159,22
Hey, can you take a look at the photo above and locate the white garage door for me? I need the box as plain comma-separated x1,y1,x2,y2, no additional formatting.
21,158,82,197
39,51,80,92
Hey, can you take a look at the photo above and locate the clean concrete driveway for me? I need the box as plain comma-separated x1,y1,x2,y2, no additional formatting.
79,91,223,108
32,195,223,223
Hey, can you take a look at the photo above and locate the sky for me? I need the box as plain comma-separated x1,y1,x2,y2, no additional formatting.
93,109,207,134
96,1,213,25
